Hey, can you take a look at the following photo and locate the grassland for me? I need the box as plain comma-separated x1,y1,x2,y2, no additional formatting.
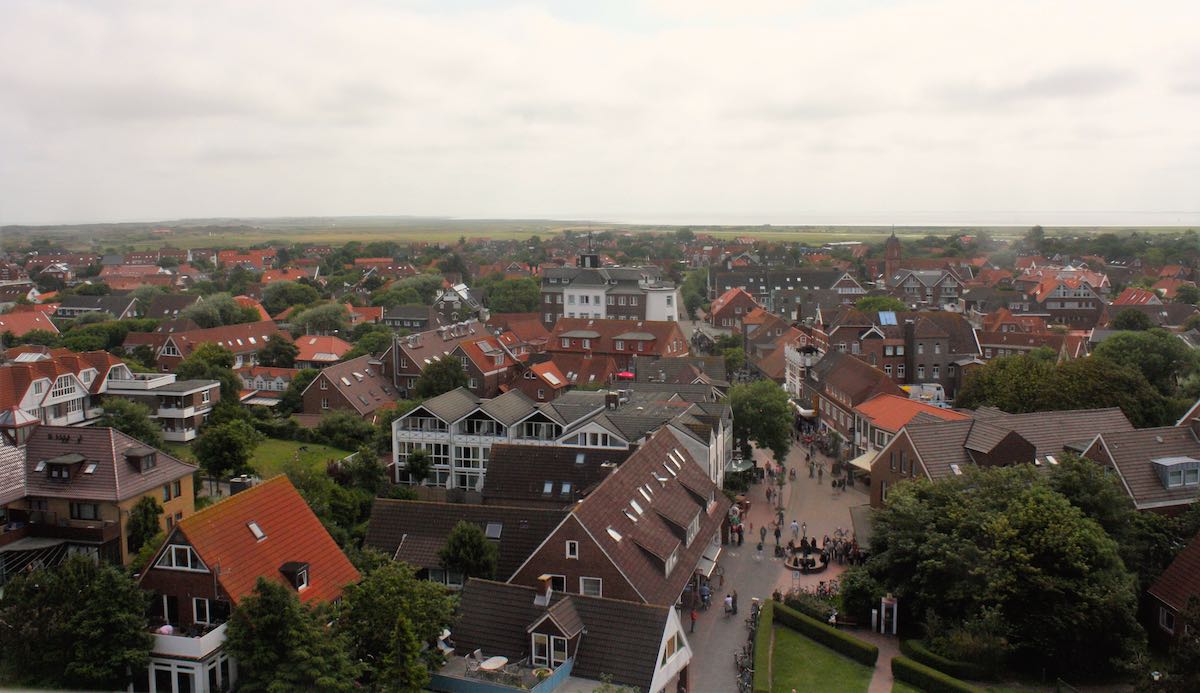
165,437,352,478
3,215,1195,251
771,626,874,693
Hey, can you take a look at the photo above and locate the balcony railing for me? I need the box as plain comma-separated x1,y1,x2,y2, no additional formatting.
150,622,228,659
26,512,120,544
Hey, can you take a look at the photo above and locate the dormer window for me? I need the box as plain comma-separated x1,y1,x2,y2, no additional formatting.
280,561,310,590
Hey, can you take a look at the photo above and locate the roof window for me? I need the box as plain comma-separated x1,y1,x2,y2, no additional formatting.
248,521,266,541
485,522,503,540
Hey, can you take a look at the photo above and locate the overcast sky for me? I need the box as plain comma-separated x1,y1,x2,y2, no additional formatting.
2,0,1198,226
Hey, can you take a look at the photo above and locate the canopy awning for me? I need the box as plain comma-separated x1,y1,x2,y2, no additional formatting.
694,543,723,578
847,449,878,473
726,457,755,473
790,400,816,418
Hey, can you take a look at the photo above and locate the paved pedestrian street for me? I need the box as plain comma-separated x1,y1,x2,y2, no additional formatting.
686,443,902,693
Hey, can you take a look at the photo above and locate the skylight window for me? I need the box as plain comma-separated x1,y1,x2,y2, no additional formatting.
341,377,351,386
623,510,638,522
543,481,554,494
630,499,643,515
606,527,623,541
485,522,503,539
34,461,46,472
84,463,97,474
248,521,266,540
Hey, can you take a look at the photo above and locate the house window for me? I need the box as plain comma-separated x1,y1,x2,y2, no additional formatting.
607,296,614,305
582,339,590,349
618,296,627,306
552,636,568,666
890,452,897,471
880,479,888,501
1161,607,1176,634
468,378,478,389
661,631,685,665
296,568,309,590
202,390,211,404
33,381,43,394
556,295,562,304
194,598,211,625
157,544,205,571
896,345,905,356
537,388,545,400
566,540,579,559
917,343,924,355
173,480,182,497
637,342,644,352
580,577,602,597
70,502,100,520
320,379,328,390
163,484,172,502
934,342,941,354
615,340,624,350
321,398,329,410
932,366,940,379
884,364,892,376
898,364,905,378
545,313,553,323
629,297,638,306
532,633,550,666
561,338,570,348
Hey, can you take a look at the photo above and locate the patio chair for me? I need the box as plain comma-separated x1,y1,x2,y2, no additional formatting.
465,658,480,676
472,648,483,661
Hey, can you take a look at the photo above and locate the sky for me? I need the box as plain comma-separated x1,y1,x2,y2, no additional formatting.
1,0,1198,226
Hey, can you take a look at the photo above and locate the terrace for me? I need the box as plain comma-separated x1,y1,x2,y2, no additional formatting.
432,654,574,693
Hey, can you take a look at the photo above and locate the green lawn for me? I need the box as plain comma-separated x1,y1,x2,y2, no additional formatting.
165,438,352,478
892,682,923,693
771,626,874,693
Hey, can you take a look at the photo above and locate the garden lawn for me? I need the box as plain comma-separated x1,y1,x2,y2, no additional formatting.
771,626,873,693
892,682,924,693
165,438,352,478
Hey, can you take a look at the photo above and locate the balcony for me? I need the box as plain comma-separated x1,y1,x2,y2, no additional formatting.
26,513,120,544
151,622,228,660
162,427,199,443
106,373,176,392
432,655,573,693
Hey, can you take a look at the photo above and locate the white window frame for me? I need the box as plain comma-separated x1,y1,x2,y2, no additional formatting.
566,540,579,559
1160,606,1176,634
580,576,602,597
193,597,211,625
532,633,550,666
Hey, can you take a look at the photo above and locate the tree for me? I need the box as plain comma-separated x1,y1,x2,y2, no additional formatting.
345,330,393,360
291,303,350,337
1092,328,1198,396
336,561,455,688
5,328,60,347
403,448,433,484
257,334,299,368
0,555,152,690
193,419,262,481
316,412,377,452
855,465,1143,678
713,333,742,351
126,496,163,560
225,578,360,693
681,267,708,319
1175,285,1200,305
98,397,164,448
486,277,540,312
414,357,469,398
854,295,907,313
722,346,745,375
439,520,498,581
176,342,241,400
279,368,319,414
438,252,470,280
261,281,321,316
728,380,791,461
181,293,258,328
1111,308,1155,331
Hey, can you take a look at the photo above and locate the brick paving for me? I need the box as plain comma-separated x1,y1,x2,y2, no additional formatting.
685,441,901,692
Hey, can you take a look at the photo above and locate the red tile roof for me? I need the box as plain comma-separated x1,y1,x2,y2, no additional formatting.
260,267,317,284
1152,278,1195,300
854,393,970,433
0,310,59,336
172,476,359,606
346,304,383,324
531,361,568,390
165,320,281,358
1112,287,1160,306
233,296,272,321
295,335,352,364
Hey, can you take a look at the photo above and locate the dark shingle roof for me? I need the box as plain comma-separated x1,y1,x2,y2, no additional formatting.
1092,426,1200,510
482,444,633,506
24,426,196,502
364,500,567,580
453,579,671,692
1149,533,1200,611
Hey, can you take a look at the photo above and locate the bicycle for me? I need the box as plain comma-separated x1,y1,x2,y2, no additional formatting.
734,651,753,672
736,667,754,692
832,526,849,541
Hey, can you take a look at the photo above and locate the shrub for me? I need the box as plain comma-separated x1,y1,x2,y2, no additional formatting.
923,609,1009,678
783,588,836,621
838,567,882,623
752,600,773,693
891,656,980,693
772,603,878,666
900,639,996,682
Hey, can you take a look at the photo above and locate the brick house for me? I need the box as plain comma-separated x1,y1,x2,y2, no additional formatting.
451,334,520,398
480,444,634,508
549,318,688,370
136,476,359,693
1079,420,1200,514
381,320,485,397
300,355,397,421
885,269,964,309
293,335,352,369
128,320,282,372
1147,534,1200,646
803,351,906,446
509,361,569,402
707,287,760,331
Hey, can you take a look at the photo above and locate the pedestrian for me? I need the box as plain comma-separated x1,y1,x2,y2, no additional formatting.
699,583,711,610
759,525,767,543
690,608,697,633
766,486,772,504
755,542,763,561
818,465,824,483
732,590,739,614
809,460,815,478
773,525,782,545
724,593,733,614
737,524,744,546
790,519,799,540
777,509,784,526
802,521,807,538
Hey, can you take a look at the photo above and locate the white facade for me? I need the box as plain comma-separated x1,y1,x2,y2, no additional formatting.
562,286,607,320
643,286,681,322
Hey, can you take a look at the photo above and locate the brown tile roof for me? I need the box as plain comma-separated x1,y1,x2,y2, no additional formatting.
0,310,59,337
306,355,397,417
977,331,1067,352
1090,426,1200,510
482,444,633,506
165,320,281,358
808,350,907,407
364,499,567,579
392,320,486,368
452,579,672,692
550,318,688,358
567,428,730,606
165,476,359,606
24,425,196,502
487,313,551,343
1149,533,1200,611
294,335,352,364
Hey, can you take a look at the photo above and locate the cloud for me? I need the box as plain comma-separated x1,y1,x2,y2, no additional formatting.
0,0,1197,224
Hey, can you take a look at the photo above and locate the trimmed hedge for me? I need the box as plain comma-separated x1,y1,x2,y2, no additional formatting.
892,656,980,693
752,600,774,693
900,639,995,681
772,602,879,666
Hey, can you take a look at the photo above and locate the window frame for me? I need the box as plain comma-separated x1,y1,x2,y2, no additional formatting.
566,540,579,559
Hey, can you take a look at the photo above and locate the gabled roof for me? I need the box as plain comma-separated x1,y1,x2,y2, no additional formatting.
309,355,396,416
453,579,672,692
807,351,906,407
1149,533,1200,612
482,443,633,506
143,294,200,320
166,320,281,357
57,294,137,315
24,425,196,502
295,335,352,364
529,361,568,390
566,428,731,605
0,310,59,336
364,499,567,579
233,296,271,321
1090,426,1200,510
1112,287,1161,306
853,393,970,433
709,287,758,316
487,313,552,343
164,476,359,605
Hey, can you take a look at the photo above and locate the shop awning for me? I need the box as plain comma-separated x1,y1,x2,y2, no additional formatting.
694,543,723,578
790,400,816,417
847,450,877,473
726,457,755,473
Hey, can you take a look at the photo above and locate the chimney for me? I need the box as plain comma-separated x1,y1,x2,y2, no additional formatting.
605,391,619,410
534,574,553,606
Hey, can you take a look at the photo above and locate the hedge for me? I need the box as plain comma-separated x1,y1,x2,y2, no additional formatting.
891,656,980,693
900,639,995,681
752,600,774,693
772,602,879,667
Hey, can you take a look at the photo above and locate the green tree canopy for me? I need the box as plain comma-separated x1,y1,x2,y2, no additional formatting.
315,411,377,452
852,465,1142,678
1092,328,1199,397
181,293,260,328
261,281,321,316
439,520,499,581
345,330,393,360
681,267,708,319
193,419,263,481
98,397,164,448
854,295,907,313
414,357,469,398
126,496,164,561
722,346,745,374
257,334,299,368
728,380,791,461
225,578,360,693
1110,307,1155,331
290,303,351,337
1173,284,1200,305
486,277,540,313
176,342,241,400
279,368,319,414
0,555,152,690
335,561,455,688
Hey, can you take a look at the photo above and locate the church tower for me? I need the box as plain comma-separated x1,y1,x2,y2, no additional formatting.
884,230,902,280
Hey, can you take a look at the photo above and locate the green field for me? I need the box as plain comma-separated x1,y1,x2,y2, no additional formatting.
165,437,352,478
3,215,1195,251
771,626,874,693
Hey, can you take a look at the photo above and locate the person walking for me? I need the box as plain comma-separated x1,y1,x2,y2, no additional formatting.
724,593,733,614
699,583,711,610
737,524,744,546
818,465,824,483
690,608,698,633
801,521,807,538
731,590,739,614
790,519,800,541
773,525,782,546
759,525,767,544
809,460,815,478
